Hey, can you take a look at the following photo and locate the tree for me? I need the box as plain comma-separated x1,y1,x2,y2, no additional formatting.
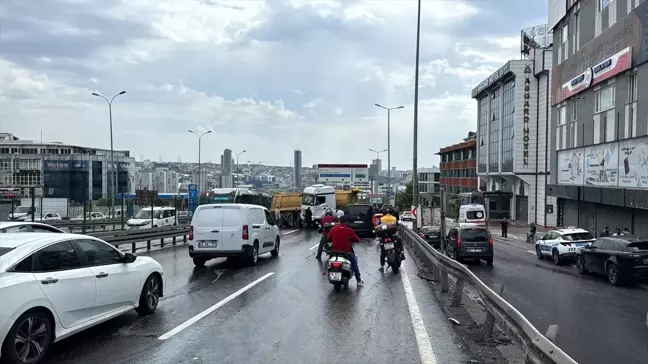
395,182,413,210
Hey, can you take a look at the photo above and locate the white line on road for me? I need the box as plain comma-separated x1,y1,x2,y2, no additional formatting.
526,250,536,256
400,266,438,364
309,243,320,250
158,272,275,340
282,229,300,235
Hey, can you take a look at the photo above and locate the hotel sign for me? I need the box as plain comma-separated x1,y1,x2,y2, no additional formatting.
472,62,511,98
560,47,632,100
523,65,531,166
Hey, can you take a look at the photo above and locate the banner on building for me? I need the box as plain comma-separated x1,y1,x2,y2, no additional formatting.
557,149,584,185
584,142,618,186
618,136,648,188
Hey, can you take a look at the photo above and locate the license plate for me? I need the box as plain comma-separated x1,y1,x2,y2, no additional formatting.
643,258,648,264
468,248,481,252
575,243,586,247
384,242,395,249
354,220,363,224
329,272,342,281
198,240,218,248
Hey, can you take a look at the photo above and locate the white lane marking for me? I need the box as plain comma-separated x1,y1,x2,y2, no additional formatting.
158,272,275,340
526,250,536,256
282,229,300,235
309,243,320,250
400,266,438,364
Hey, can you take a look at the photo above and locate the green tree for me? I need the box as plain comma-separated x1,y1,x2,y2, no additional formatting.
395,182,413,210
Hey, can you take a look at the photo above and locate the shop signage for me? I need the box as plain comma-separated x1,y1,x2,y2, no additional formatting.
44,160,88,171
471,62,511,98
560,47,631,100
523,65,531,166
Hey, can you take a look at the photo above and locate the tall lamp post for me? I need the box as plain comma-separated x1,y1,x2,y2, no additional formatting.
412,0,422,227
233,150,246,187
375,103,404,204
92,90,126,218
188,130,212,194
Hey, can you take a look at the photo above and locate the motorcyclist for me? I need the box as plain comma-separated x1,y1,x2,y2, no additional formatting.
380,208,397,225
315,209,337,259
377,208,404,272
327,215,364,286
336,208,344,219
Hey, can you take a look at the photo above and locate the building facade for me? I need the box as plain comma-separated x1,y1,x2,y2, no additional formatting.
0,133,136,202
438,133,478,195
220,149,233,188
473,46,558,225
294,149,302,189
547,0,648,236
418,167,441,207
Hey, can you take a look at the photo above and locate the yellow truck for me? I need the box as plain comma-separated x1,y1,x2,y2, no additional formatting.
272,188,361,227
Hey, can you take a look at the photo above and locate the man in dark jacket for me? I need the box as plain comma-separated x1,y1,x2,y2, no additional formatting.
501,218,508,239
304,207,312,229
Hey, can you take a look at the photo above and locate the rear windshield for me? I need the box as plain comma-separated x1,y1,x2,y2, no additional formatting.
466,210,485,219
345,205,373,218
193,207,242,227
461,228,490,241
563,232,594,241
627,242,648,252
422,227,440,233
0,247,14,257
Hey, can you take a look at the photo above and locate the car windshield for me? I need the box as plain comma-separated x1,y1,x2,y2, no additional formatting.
422,226,439,233
75,213,93,218
135,210,156,219
15,206,31,213
466,210,484,219
461,228,490,241
302,194,316,206
627,242,648,252
563,232,594,241
345,205,372,218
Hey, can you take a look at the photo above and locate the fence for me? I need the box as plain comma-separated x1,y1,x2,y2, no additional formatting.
88,226,190,253
399,224,578,364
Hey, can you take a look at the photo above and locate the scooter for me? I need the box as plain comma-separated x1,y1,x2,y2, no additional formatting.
326,251,355,292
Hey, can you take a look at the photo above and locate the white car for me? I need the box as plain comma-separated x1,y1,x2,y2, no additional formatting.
127,207,176,229
0,222,65,234
401,212,414,221
0,233,164,364
189,203,280,267
71,212,108,221
16,213,63,222
535,227,596,265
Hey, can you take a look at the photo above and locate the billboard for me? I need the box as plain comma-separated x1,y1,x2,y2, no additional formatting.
584,142,618,186
317,164,368,184
618,136,648,188
557,149,584,185
43,160,89,171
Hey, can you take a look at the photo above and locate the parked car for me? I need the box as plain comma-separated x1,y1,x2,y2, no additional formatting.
0,222,65,234
0,233,163,364
401,211,414,221
535,228,595,265
14,213,63,222
343,204,375,237
189,203,280,267
71,212,108,221
444,225,493,265
418,226,441,249
576,236,648,285
127,207,177,229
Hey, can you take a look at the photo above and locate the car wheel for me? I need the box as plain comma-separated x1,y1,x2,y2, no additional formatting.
193,258,206,267
576,256,588,274
271,237,280,257
136,274,162,315
535,246,543,260
607,263,621,285
1,310,53,364
552,249,561,265
485,257,493,266
247,242,259,266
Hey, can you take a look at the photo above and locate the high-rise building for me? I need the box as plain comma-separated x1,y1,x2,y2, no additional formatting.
294,149,302,189
220,149,233,188
547,0,648,235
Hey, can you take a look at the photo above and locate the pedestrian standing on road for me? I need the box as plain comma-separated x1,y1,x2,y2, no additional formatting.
613,228,622,236
305,207,313,229
501,218,508,239
600,226,610,237
528,222,536,243
274,207,282,227
622,228,630,235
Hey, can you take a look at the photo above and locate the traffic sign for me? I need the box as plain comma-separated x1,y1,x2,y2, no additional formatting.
411,206,417,218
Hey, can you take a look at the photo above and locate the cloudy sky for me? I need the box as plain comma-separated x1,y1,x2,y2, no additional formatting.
2,0,547,168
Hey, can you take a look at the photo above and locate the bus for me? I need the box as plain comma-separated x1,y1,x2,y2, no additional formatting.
209,188,272,209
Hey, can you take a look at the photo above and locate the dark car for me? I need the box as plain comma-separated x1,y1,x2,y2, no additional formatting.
343,204,375,237
418,226,441,248
575,236,648,285
444,226,493,265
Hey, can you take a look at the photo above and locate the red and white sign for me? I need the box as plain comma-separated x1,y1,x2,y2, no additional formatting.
561,47,632,100
411,206,417,217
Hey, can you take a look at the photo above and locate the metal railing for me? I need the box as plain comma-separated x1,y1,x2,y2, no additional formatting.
44,216,191,233
399,225,578,364
87,226,191,253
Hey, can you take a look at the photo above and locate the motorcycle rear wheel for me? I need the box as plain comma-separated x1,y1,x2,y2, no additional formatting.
333,282,342,292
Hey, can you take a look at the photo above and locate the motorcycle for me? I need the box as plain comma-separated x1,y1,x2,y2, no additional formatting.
326,252,354,292
376,224,403,274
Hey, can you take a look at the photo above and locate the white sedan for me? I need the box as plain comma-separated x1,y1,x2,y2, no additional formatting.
401,211,414,221
0,233,164,364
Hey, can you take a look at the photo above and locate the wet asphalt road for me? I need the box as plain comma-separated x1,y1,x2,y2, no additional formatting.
468,231,648,364
39,228,469,364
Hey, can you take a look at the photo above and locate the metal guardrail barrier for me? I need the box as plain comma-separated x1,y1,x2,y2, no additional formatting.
89,226,190,253
44,216,191,232
399,224,578,364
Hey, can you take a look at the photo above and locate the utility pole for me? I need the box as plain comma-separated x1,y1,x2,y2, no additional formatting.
375,104,404,205
412,0,422,229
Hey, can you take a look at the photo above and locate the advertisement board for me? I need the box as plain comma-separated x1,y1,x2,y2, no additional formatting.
584,142,618,186
317,164,368,184
43,160,88,171
618,136,648,188
557,149,584,185
188,184,198,214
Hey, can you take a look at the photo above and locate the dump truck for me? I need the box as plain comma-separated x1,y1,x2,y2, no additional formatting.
271,192,302,227
301,185,361,223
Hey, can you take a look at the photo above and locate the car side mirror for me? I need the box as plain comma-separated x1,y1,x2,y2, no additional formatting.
124,253,137,263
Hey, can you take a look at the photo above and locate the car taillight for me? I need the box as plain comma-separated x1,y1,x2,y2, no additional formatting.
457,238,462,248
330,261,342,269
189,225,194,241
385,238,392,242
242,225,249,240
489,238,493,246
419,233,425,238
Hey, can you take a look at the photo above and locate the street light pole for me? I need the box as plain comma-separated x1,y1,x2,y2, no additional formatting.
412,0,422,227
188,130,212,194
234,150,247,186
92,90,126,219
375,103,404,205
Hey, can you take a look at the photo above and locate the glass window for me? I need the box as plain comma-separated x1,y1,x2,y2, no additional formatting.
489,90,500,173
461,228,490,242
316,195,326,205
13,255,33,272
344,205,373,218
592,238,605,248
558,106,567,125
561,24,568,44
501,80,515,172
35,241,83,272
0,247,14,257
4,225,31,233
478,96,489,173
562,232,594,241
192,207,223,226
572,102,577,120
30,225,64,233
76,240,123,266
466,210,485,219
595,85,615,113
627,242,648,252
600,240,615,251
629,74,637,102
222,208,242,227
248,208,265,225
264,210,276,225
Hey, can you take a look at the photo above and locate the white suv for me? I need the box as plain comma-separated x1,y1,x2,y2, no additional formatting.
535,227,595,265
188,204,280,267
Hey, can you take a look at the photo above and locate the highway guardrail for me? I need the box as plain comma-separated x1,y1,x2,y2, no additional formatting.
399,225,578,364
90,226,190,253
44,216,191,232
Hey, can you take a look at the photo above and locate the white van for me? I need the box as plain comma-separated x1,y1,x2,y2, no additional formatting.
458,204,487,226
127,206,177,229
189,203,280,267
